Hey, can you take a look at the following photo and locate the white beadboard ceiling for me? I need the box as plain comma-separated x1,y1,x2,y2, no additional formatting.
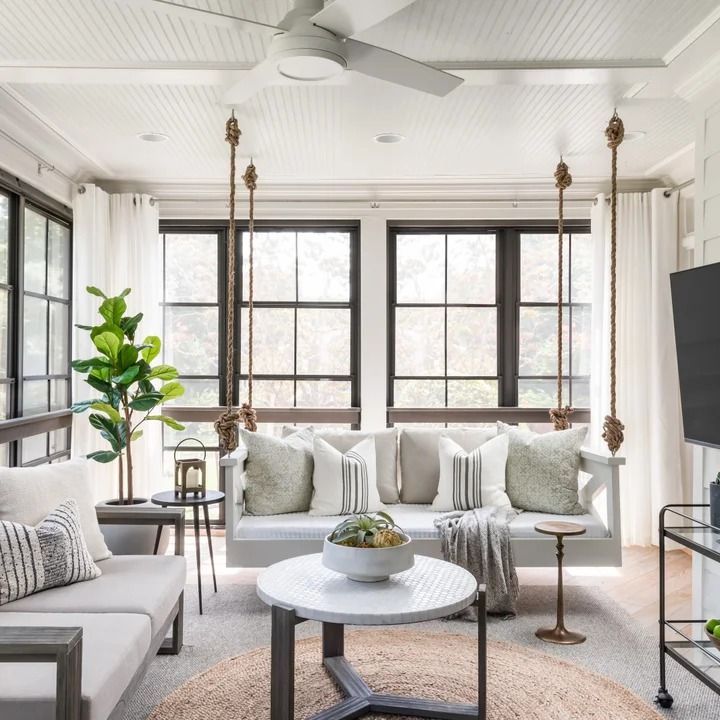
1,0,719,187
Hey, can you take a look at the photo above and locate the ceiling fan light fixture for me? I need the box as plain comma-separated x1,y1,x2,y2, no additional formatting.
275,49,346,81
137,131,170,143
374,132,406,144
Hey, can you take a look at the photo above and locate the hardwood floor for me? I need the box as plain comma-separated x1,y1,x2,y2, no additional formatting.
186,534,692,633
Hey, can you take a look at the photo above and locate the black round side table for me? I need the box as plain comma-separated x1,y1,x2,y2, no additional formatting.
151,490,225,615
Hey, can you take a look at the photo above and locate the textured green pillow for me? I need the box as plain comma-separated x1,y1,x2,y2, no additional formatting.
498,422,588,515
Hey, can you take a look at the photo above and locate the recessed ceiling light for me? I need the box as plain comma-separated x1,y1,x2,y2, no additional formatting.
624,130,646,142
374,132,406,144
137,132,170,143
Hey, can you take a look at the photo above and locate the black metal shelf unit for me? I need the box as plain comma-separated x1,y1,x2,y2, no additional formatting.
657,504,720,709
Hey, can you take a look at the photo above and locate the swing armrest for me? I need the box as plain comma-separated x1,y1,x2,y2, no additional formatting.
221,446,248,533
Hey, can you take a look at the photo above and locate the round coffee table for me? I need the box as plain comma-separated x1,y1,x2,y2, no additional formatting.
534,520,587,645
257,553,484,720
151,490,224,615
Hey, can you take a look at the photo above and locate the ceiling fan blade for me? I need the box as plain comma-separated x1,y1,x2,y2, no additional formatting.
310,0,417,38
223,60,278,106
122,0,283,34
345,40,463,97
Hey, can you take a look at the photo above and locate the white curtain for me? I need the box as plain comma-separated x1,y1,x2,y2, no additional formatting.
71,184,161,502
590,189,685,546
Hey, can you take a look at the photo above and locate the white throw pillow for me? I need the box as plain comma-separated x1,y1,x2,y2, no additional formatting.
0,458,111,561
310,436,385,516
431,434,511,511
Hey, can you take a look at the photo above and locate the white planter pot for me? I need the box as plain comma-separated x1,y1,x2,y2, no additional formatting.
97,499,171,556
322,533,414,582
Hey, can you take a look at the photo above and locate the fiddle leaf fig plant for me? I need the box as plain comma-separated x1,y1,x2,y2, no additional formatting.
72,287,185,504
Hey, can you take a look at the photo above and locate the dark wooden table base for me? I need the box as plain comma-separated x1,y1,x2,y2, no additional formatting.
270,598,486,720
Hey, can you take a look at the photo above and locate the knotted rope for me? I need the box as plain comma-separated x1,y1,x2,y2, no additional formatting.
215,113,244,451
602,111,625,455
550,158,573,431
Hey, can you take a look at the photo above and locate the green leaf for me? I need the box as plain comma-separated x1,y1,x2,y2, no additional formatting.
118,345,139,371
131,429,144,441
90,403,122,423
86,286,107,299
148,364,178,381
93,331,121,360
100,430,122,452
138,378,155,395
86,450,119,463
75,323,94,331
146,415,185,431
140,336,161,363
119,288,132,298
99,296,127,326
112,364,140,386
120,313,143,340
90,323,124,345
71,399,102,414
86,375,113,394
71,357,113,372
88,412,118,435
129,392,164,411
159,381,184,400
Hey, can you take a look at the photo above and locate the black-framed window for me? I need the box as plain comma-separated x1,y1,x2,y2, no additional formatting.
388,224,590,421
0,172,73,466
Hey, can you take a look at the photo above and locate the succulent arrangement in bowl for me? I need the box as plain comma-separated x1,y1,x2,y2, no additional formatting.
323,511,414,582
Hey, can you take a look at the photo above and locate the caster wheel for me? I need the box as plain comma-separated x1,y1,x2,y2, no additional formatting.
655,689,673,709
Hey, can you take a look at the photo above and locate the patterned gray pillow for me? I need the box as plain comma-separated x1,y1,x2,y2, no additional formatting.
498,422,588,515
0,498,102,606
241,428,314,515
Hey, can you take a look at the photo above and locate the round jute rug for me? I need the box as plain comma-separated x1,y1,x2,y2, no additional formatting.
149,630,661,720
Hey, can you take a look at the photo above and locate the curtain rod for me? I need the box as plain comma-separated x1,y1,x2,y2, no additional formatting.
0,127,77,186
663,178,694,197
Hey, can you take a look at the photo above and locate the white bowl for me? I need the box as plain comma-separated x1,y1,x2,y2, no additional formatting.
322,533,414,582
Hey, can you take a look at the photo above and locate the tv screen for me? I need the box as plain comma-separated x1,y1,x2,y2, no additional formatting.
671,262,720,448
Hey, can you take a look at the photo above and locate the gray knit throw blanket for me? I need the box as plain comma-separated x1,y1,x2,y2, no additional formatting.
434,506,520,617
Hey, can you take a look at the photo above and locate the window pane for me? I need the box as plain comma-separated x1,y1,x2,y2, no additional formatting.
296,308,350,375
0,288,8,377
50,379,68,410
23,296,48,376
24,208,47,294
396,234,445,303
49,302,68,375
22,433,47,464
521,233,569,302
175,378,219,406
298,232,350,302
164,233,218,302
518,306,569,376
571,233,592,303
447,234,495,303
23,379,48,415
572,305,592,376
394,379,445,407
572,379,590,407
395,307,444,375
164,306,219,375
447,379,498,407
518,378,569,408
446,307,496,376
0,194,8,284
296,380,351,407
241,307,294,375
240,379,294,407
0,384,8,419
50,429,69,454
242,231,296,302
47,220,70,299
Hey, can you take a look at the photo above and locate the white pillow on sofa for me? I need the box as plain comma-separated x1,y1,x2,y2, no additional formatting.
0,458,111,561
431,434,511,511
310,436,385,516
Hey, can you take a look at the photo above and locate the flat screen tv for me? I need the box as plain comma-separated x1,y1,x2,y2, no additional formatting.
671,262,720,448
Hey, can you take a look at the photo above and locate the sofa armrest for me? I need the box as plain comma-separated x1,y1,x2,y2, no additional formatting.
0,626,83,720
96,506,185,556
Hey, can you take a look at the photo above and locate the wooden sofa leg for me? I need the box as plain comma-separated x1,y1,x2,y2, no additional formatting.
159,593,184,656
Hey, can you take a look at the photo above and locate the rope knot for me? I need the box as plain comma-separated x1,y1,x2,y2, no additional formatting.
243,163,258,191
605,111,624,149
602,414,625,456
549,406,573,431
239,403,257,432
214,409,241,452
225,115,241,148
554,160,572,190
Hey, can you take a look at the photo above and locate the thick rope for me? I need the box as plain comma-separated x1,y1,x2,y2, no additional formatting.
551,159,573,431
215,113,243,450
602,111,625,455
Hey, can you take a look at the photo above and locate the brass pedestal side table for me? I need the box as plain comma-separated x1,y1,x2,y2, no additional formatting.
534,520,587,645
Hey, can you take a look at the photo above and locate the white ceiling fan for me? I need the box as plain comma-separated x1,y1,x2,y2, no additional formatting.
126,0,464,105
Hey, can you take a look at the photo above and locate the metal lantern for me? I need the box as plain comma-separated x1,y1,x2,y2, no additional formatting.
174,438,207,498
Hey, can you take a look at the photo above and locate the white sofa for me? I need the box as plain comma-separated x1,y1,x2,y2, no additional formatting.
222,431,625,569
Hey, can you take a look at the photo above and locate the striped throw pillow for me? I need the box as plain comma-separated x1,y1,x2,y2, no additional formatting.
309,436,385,516
431,434,511,511
0,498,101,606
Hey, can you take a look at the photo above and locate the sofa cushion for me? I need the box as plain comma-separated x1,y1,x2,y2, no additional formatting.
283,427,400,504
0,611,151,720
0,555,185,636
399,427,497,503
1,499,101,606
234,504,609,541
0,458,111,561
